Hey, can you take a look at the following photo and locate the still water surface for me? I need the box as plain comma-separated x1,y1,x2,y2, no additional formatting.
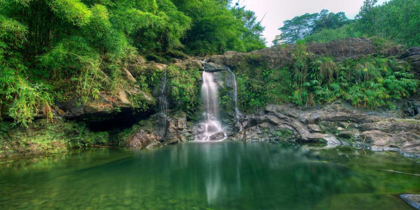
0,142,419,209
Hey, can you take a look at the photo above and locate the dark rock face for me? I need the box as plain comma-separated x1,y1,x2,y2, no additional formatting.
400,47,420,74
232,102,420,156
404,101,420,117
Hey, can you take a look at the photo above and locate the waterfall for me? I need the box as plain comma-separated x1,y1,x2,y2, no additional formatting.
156,69,169,141
227,68,243,132
195,71,227,141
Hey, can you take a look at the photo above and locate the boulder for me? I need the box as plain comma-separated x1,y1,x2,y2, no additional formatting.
400,194,420,209
209,132,226,141
128,130,161,149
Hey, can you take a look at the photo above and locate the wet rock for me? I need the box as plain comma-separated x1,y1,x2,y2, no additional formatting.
308,133,342,147
400,194,420,209
337,130,359,139
128,130,161,149
165,112,189,144
231,101,420,155
209,132,226,141
203,62,228,72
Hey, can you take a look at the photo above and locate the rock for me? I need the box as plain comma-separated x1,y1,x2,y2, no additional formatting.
308,133,342,147
209,132,226,141
128,130,161,149
308,124,322,132
118,91,131,105
337,130,358,139
401,47,420,74
404,101,420,117
265,104,299,119
209,38,399,70
187,59,204,70
263,115,283,125
400,194,420,209
323,134,342,147
122,68,137,83
165,112,188,144
203,62,228,72
232,100,420,155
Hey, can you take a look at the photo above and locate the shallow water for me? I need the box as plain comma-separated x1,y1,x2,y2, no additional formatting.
0,142,419,209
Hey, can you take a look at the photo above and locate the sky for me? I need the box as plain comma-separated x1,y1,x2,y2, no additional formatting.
239,0,389,46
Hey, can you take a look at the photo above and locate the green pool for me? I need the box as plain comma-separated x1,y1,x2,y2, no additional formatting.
0,142,419,209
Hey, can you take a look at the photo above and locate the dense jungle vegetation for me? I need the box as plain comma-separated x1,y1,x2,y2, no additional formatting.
234,44,418,113
0,0,265,126
0,0,419,128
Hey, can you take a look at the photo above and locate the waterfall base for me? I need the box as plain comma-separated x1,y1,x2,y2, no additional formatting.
195,119,227,142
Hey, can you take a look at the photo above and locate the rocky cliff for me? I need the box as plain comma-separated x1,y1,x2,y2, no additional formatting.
1,38,420,158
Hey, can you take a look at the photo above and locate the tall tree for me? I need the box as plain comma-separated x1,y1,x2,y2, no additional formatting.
273,10,349,45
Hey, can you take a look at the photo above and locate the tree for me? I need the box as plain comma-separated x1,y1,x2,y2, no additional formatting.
274,13,318,44
172,0,265,55
313,10,349,33
231,4,266,51
356,0,379,19
273,10,349,45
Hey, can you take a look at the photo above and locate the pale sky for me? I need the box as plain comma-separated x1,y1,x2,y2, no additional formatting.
239,0,389,45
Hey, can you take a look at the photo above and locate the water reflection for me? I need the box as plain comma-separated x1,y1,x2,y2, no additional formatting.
0,142,418,209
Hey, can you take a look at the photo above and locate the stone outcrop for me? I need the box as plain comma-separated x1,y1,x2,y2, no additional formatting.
232,101,420,156
400,47,420,74
208,38,403,70
123,112,195,149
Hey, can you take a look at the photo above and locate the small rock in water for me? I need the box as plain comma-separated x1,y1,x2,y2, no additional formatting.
401,194,420,209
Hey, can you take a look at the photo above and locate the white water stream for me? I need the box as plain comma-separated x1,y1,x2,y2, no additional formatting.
195,71,227,141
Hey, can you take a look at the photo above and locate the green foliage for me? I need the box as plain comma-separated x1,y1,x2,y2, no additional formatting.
273,10,349,44
173,0,265,55
0,0,265,126
234,42,419,111
0,0,264,126
302,55,418,108
167,65,201,111
304,0,420,47
0,119,109,156
304,24,363,43
233,55,293,113
48,0,92,26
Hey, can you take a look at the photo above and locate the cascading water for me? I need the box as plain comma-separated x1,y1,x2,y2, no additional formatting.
195,71,227,141
156,69,169,141
227,68,243,132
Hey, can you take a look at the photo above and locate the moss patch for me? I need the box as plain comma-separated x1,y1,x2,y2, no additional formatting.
0,119,109,158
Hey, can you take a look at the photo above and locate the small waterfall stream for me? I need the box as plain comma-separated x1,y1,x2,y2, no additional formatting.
156,69,169,141
227,68,243,132
195,71,227,141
